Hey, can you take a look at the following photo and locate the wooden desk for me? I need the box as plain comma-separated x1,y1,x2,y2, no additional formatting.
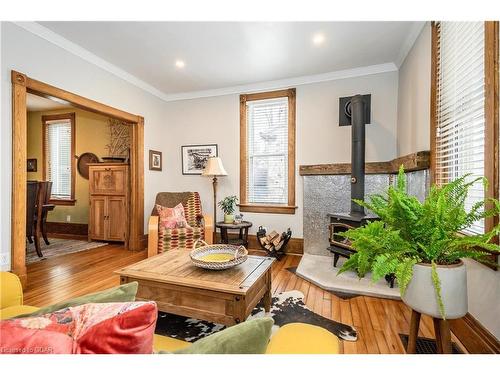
117,249,274,326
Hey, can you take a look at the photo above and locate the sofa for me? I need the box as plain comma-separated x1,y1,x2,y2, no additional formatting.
0,271,342,354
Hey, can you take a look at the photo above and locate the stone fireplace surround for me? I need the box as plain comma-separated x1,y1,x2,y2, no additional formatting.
296,151,430,298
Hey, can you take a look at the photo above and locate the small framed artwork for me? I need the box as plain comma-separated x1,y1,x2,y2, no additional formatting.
181,144,218,175
149,150,162,171
27,158,37,172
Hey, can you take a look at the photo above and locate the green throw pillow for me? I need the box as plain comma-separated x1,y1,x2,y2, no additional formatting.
15,282,138,318
173,317,274,354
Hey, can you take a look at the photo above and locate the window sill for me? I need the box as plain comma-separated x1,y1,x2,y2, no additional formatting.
238,204,297,214
49,199,76,206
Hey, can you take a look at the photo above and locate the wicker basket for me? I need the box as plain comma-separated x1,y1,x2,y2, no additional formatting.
190,240,248,270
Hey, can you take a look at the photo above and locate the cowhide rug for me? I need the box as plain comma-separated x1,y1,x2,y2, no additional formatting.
155,290,357,343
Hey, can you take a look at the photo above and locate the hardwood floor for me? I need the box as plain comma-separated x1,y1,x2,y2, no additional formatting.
24,244,466,354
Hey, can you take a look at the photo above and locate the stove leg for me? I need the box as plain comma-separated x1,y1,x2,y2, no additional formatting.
333,253,340,268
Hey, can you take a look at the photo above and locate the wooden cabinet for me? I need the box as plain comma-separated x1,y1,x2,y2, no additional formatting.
88,163,129,244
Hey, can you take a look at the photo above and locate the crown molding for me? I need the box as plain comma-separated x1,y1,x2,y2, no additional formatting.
395,21,426,68
15,21,399,104
162,62,398,102
13,22,171,102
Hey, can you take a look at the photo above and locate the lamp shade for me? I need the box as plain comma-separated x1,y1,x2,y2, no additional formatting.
202,157,228,176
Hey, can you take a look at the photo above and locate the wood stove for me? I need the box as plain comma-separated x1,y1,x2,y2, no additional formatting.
328,94,382,271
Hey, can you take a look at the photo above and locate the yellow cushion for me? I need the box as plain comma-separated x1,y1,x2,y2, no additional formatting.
0,305,40,320
153,334,191,352
266,323,342,354
0,272,24,309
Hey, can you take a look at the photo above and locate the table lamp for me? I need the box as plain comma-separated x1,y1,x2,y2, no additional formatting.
202,157,228,241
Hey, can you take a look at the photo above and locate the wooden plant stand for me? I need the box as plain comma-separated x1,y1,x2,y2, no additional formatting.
407,309,452,354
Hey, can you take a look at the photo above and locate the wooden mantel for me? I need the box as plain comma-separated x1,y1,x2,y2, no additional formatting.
299,151,430,176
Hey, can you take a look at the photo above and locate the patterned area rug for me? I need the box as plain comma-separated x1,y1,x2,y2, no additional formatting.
155,290,357,343
26,238,108,264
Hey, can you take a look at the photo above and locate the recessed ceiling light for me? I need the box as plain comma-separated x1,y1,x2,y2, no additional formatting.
175,60,185,68
312,33,325,46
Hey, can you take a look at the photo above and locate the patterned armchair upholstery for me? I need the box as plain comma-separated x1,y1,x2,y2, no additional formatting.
147,192,213,257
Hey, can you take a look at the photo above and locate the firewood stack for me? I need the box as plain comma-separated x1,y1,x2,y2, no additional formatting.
256,226,292,259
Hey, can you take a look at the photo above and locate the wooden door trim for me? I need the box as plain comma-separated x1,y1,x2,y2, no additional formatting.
11,70,144,287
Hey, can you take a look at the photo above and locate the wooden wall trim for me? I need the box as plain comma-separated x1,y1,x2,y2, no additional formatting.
26,75,141,123
484,21,499,268
11,71,28,287
430,21,439,184
41,112,76,204
45,222,88,240
299,151,430,176
215,232,303,255
129,116,145,250
10,70,144,287
240,88,297,214
450,313,500,354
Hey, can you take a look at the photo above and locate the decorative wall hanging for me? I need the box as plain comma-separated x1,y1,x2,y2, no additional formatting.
77,152,99,179
104,118,131,162
181,144,218,175
149,150,162,171
27,158,37,172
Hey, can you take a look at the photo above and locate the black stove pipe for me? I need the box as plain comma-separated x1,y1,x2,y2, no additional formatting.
350,95,366,215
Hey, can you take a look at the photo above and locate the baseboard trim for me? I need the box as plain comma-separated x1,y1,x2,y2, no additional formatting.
46,222,88,240
248,234,303,255
450,313,500,353
213,233,303,254
47,233,88,241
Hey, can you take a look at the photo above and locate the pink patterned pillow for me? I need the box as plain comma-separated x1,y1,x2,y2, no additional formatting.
156,203,191,230
0,301,157,354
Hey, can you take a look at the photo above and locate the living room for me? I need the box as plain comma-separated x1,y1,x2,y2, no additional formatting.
0,0,498,372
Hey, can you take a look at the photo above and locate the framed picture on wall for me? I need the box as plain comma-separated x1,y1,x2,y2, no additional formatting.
149,150,162,171
181,144,218,175
27,158,37,172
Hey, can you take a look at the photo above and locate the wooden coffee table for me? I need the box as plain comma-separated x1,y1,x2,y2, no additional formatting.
117,249,274,326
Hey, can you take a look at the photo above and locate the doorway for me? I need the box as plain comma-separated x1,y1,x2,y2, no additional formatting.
11,70,145,287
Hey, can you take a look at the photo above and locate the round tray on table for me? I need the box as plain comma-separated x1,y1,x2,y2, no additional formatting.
190,240,248,270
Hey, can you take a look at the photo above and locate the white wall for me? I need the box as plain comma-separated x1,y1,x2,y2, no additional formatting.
162,72,399,238
397,22,431,156
0,22,170,271
396,22,500,340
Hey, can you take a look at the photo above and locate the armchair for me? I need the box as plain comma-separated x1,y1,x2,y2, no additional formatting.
147,192,213,257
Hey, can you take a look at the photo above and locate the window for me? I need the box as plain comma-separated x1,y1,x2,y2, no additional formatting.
239,89,296,214
432,21,498,236
42,113,76,205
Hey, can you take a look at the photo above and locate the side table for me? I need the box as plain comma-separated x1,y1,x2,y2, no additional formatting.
216,221,252,248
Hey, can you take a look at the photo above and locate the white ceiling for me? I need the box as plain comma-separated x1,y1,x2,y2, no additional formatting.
27,93,72,111
38,21,423,98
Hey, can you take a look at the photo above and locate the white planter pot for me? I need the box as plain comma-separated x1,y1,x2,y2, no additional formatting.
224,214,234,224
402,261,468,319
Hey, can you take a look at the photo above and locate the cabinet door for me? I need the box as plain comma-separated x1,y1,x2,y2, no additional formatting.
90,166,127,195
89,197,106,240
107,196,127,241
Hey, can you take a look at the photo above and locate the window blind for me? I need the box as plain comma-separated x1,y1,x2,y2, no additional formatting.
45,120,72,199
435,21,485,234
247,97,288,204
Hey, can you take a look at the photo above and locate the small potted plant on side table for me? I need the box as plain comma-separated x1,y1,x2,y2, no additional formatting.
218,195,238,224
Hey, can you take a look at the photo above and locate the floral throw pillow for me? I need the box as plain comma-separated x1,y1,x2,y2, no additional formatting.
0,301,157,354
156,203,191,230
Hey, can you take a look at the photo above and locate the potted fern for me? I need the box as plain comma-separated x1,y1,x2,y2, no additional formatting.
339,167,500,319
218,195,238,224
